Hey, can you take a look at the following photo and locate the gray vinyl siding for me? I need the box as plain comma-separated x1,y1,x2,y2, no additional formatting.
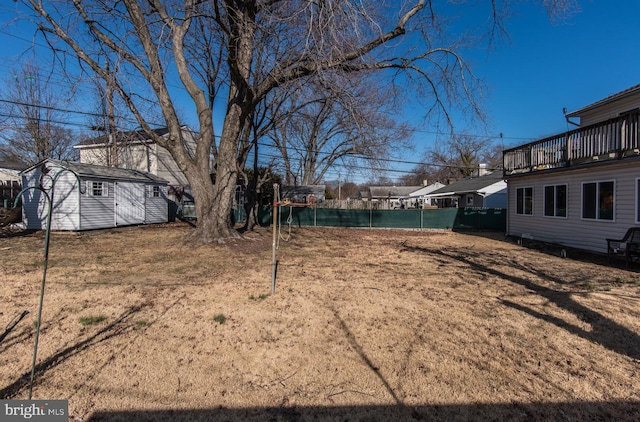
156,145,189,186
21,166,81,230
79,180,115,230
579,94,640,126
145,185,169,224
507,159,640,253
22,161,169,231
50,171,81,230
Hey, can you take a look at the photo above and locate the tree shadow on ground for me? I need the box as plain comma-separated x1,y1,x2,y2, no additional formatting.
83,304,640,421
455,229,632,270
84,401,640,421
0,305,144,399
401,243,640,361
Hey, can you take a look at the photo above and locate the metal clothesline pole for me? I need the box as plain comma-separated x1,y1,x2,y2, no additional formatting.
271,184,279,295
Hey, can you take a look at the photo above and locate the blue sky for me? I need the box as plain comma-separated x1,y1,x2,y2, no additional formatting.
384,0,640,183
1,1,639,183
457,0,640,144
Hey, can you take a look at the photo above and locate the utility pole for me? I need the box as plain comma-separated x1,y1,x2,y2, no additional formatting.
106,62,117,167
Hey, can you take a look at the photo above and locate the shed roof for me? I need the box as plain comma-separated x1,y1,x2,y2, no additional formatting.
22,159,168,184
429,171,504,196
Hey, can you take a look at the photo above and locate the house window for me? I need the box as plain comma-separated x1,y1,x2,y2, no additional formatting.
544,184,567,217
150,186,160,198
87,181,107,197
466,194,474,206
516,187,533,215
582,181,614,221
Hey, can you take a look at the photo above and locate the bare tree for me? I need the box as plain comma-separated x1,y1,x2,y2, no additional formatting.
16,0,577,242
0,62,77,165
269,75,412,186
424,134,499,182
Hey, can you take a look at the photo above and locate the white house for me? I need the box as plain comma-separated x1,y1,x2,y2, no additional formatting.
74,126,199,202
368,185,424,209
503,83,640,253
21,159,168,231
408,182,446,207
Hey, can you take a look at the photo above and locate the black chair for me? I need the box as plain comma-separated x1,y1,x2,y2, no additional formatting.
607,228,640,267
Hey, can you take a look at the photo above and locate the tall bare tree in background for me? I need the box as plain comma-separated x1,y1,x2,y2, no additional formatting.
270,76,412,186
16,0,577,242
401,133,505,185
0,62,77,165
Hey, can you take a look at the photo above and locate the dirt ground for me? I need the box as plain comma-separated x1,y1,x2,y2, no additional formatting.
1,222,639,421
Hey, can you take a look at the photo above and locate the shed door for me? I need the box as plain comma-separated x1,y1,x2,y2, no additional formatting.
115,182,145,226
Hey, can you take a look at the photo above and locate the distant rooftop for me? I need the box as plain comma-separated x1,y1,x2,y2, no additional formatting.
429,171,504,195
75,127,171,147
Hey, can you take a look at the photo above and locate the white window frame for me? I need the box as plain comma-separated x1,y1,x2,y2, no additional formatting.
581,180,615,221
148,185,161,198
543,184,568,218
515,186,533,215
86,180,108,197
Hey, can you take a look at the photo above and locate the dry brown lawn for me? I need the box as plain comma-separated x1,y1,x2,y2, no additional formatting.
1,223,639,421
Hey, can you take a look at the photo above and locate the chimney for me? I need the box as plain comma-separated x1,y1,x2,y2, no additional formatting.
477,163,488,177
423,179,428,186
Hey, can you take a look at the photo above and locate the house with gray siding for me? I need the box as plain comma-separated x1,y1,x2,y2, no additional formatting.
21,159,168,231
503,83,640,253
427,169,506,209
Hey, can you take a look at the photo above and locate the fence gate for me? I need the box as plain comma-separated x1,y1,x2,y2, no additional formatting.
115,182,145,226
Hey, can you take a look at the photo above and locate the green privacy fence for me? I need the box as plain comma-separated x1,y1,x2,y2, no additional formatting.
255,206,506,231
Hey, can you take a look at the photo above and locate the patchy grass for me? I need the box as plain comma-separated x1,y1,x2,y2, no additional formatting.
1,223,639,421
78,315,106,326
212,313,227,324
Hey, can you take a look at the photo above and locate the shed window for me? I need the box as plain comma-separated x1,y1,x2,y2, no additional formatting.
87,181,108,197
544,184,567,217
582,181,614,221
516,187,533,215
150,186,160,198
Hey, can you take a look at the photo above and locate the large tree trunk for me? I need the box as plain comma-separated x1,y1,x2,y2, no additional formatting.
184,162,240,242
184,1,256,242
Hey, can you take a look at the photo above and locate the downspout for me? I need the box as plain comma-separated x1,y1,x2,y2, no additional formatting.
563,107,580,127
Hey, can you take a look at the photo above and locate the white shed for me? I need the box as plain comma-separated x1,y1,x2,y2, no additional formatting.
21,159,169,231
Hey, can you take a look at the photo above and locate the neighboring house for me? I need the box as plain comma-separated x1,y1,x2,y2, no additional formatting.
74,126,198,203
368,186,423,209
503,83,640,253
408,181,446,207
427,170,507,208
0,160,27,207
21,159,168,231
